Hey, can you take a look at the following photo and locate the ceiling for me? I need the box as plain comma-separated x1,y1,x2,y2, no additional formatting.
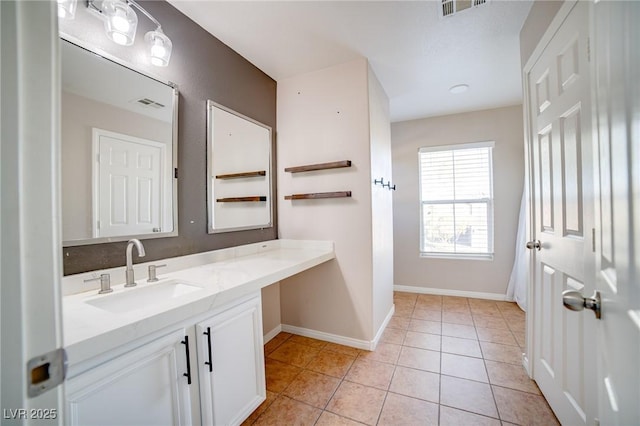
168,0,533,122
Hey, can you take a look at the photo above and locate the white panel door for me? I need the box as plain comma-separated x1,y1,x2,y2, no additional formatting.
94,128,163,237
196,296,266,426
528,2,596,424
66,329,194,426
592,1,640,424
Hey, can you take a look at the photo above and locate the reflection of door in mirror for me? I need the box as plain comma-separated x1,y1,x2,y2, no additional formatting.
60,39,178,246
93,129,166,238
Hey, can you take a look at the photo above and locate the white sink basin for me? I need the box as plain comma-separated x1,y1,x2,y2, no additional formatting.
85,279,203,314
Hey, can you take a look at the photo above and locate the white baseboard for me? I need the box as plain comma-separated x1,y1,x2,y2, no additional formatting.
371,305,395,350
394,285,508,301
263,325,282,343
281,324,372,351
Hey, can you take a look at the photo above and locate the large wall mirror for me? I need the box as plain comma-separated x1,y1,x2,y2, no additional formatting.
207,101,273,233
61,38,178,246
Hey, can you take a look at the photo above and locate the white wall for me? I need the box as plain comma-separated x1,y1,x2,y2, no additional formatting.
277,58,387,343
61,91,172,241
368,65,394,335
391,105,524,296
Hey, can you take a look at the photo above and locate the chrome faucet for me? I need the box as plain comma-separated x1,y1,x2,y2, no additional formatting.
125,239,146,287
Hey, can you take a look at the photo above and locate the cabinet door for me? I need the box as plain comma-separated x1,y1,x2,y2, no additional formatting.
196,296,266,426
66,328,194,426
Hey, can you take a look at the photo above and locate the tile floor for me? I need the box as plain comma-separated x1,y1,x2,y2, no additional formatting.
243,292,559,426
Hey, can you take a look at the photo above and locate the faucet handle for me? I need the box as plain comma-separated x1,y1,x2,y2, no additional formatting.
147,264,167,282
84,274,113,294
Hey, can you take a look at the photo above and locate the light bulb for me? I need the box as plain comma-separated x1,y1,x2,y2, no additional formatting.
102,0,137,46
57,0,77,19
111,11,130,32
145,29,172,67
111,32,129,45
151,42,166,58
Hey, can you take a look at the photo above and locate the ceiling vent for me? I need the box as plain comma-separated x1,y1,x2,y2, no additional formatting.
440,0,489,18
133,97,166,109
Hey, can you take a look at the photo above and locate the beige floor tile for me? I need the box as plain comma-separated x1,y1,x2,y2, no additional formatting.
512,331,526,348
394,292,418,302
323,342,361,357
440,375,498,418
476,327,518,346
264,336,287,356
394,304,415,318
441,352,488,382
306,350,356,378
254,395,321,426
241,391,277,426
469,306,502,317
442,311,475,325
268,341,321,367
412,307,442,321
388,366,440,403
283,370,340,408
397,346,440,373
288,335,328,349
357,343,402,365
439,405,501,426
315,411,364,426
506,318,526,333
344,358,395,390
442,296,470,307
326,381,386,425
388,316,410,330
442,322,478,339
416,294,442,305
265,358,302,393
380,327,406,345
472,314,510,330
485,360,541,394
441,336,482,358
403,331,441,351
480,341,524,365
378,393,438,426
408,318,442,334
497,303,525,317
492,386,559,425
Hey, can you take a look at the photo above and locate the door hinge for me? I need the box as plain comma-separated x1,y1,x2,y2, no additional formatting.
174,167,178,179
27,348,67,398
592,228,596,252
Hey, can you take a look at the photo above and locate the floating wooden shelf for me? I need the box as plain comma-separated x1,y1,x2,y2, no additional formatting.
285,160,351,173
215,170,266,180
216,196,267,202
284,191,352,200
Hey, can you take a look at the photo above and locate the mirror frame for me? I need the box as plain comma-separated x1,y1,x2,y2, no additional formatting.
206,100,274,234
60,35,179,247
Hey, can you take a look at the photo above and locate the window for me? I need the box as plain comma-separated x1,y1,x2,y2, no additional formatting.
419,141,494,258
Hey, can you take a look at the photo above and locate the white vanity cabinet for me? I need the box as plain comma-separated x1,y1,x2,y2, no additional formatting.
65,327,195,425
65,294,265,426
195,295,266,426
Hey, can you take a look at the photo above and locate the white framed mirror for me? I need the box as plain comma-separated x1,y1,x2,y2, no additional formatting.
207,101,273,233
61,38,178,246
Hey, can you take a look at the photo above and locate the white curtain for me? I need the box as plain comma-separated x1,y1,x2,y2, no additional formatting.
506,187,527,311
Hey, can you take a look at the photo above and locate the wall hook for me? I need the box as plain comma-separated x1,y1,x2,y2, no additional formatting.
383,182,396,191
374,177,385,186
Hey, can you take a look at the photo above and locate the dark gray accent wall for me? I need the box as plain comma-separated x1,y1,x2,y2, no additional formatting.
60,0,277,275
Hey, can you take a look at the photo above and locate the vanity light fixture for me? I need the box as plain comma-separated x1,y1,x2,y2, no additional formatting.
87,0,173,66
57,0,78,19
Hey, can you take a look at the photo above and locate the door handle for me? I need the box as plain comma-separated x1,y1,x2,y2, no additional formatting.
562,290,601,319
181,336,192,385
526,240,542,251
203,327,213,373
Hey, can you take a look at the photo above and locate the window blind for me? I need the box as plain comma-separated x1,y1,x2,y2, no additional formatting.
419,142,494,257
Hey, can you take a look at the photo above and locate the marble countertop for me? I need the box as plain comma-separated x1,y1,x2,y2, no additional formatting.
62,239,334,366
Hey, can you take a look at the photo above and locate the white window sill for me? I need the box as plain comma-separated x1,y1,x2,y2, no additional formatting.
420,252,494,261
